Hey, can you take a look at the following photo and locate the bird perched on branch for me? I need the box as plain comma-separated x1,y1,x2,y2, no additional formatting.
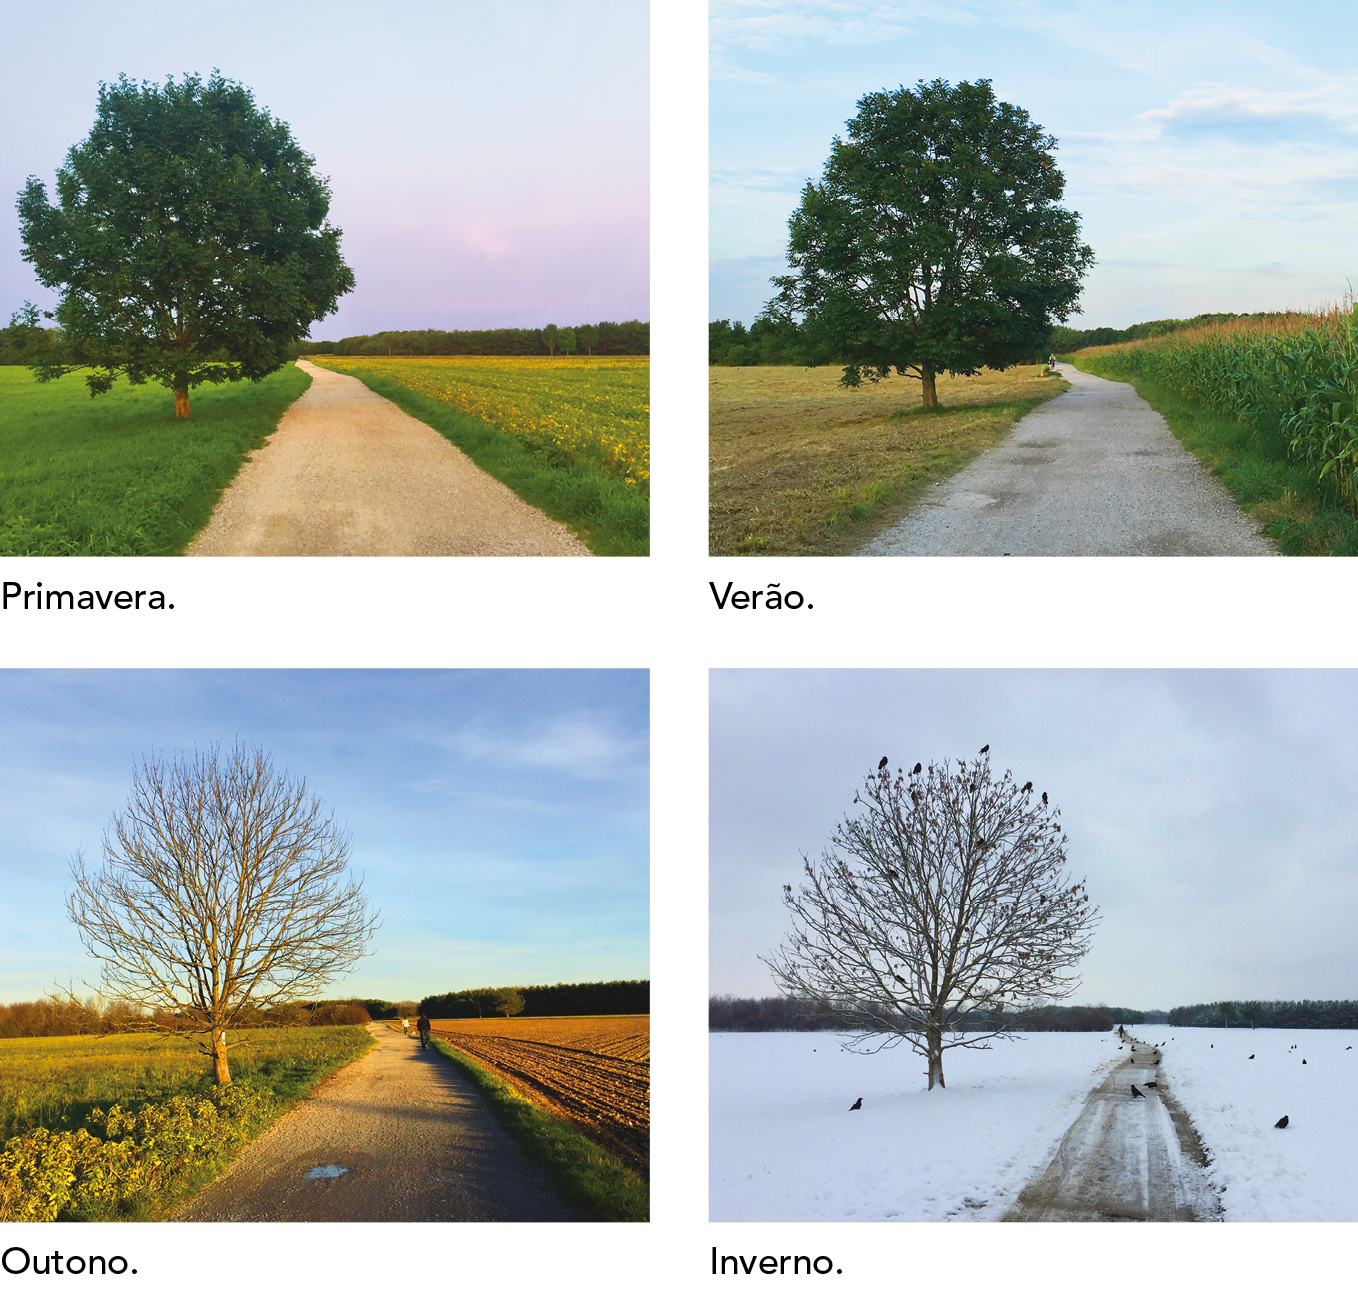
1131,1084,1145,1098
849,1097,862,1111
1274,1115,1289,1129
912,762,922,775
878,756,888,770
979,744,989,754
1022,781,1033,792
1042,791,1048,805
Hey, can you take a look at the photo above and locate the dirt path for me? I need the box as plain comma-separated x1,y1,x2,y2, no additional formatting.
1003,1035,1218,1221
186,361,591,556
171,1024,577,1222
859,364,1277,556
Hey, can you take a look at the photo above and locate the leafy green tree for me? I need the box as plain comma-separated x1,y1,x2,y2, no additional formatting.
542,323,560,356
16,72,354,417
768,79,1094,409
495,988,526,1019
576,323,599,355
558,326,577,356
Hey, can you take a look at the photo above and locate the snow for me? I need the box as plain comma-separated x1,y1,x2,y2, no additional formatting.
1133,1025,1358,1221
709,1030,1119,1221
710,1027,1358,1222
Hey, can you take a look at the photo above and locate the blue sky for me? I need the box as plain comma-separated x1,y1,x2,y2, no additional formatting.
1,0,648,338
711,0,1358,327
711,670,1358,1009
0,671,649,1005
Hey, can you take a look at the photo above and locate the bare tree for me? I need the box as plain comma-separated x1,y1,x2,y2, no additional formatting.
764,753,1098,1089
66,743,380,1084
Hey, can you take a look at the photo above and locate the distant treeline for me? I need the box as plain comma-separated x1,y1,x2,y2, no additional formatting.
1168,999,1358,1029
298,320,649,358
1048,312,1316,352
709,996,1158,1033
421,979,649,1019
0,995,379,1039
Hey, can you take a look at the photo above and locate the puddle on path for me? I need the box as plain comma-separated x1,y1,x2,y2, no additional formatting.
305,1165,350,1180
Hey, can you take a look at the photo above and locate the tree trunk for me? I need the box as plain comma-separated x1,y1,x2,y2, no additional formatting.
921,365,938,410
212,1031,232,1085
926,1024,946,1089
174,387,191,418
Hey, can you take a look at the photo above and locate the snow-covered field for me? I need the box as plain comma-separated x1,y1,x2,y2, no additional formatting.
709,1030,1119,1221
711,1027,1358,1222
1133,1025,1358,1221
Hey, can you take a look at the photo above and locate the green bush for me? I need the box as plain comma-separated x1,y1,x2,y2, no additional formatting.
0,1083,277,1221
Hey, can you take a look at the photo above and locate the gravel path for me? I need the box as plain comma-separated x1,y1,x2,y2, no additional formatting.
186,361,591,556
1003,1036,1217,1221
859,364,1277,556
172,1024,578,1222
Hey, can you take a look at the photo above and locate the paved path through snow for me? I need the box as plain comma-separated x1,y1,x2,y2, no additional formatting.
186,361,591,556
859,364,1277,556
172,1024,577,1222
1003,1035,1217,1221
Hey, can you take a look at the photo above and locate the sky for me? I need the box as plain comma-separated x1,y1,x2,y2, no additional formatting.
710,670,1358,1011
0,0,648,339
710,0,1358,328
0,670,649,1006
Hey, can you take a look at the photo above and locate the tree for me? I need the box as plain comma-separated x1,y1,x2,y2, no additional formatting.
16,72,355,417
66,743,379,1084
767,79,1094,409
764,752,1098,1089
542,323,559,356
495,988,526,1019
558,327,577,356
577,323,599,356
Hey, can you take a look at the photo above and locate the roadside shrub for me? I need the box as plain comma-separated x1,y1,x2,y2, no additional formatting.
0,1083,278,1221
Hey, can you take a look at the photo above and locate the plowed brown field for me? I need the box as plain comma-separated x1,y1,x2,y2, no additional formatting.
428,1016,649,1178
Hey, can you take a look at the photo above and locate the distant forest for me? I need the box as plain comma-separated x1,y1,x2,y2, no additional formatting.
711,995,1358,1032
709,996,1154,1033
0,995,383,1038
422,979,649,1019
707,312,1301,368
298,320,649,358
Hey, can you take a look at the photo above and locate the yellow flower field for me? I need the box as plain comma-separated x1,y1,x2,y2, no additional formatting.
315,355,650,487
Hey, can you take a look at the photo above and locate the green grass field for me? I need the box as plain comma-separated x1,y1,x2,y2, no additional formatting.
0,364,310,555
0,1025,372,1142
313,356,649,556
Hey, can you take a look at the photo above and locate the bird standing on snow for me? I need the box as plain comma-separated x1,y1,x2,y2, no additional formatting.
1274,1115,1289,1129
849,1097,862,1111
1131,1085,1145,1098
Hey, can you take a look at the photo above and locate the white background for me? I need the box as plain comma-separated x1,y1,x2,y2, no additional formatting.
1,1,1353,1285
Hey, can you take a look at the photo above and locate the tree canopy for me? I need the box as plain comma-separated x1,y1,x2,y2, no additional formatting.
765,752,1098,1089
768,78,1094,407
16,72,354,416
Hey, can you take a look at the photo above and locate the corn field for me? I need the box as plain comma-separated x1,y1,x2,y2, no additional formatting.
1081,306,1358,507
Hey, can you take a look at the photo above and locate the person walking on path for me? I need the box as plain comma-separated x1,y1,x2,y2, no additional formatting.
416,1013,431,1051
402,1016,410,1037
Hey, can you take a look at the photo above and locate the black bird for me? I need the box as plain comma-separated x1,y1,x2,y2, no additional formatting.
1302,1059,1307,1064
1274,1115,1289,1129
912,762,922,775
1042,791,1048,805
878,756,888,770
1022,781,1033,792
1144,1081,1159,1089
849,1097,862,1111
1249,1054,1255,1059
1347,1046,1352,1051
980,744,989,754
1131,1084,1145,1098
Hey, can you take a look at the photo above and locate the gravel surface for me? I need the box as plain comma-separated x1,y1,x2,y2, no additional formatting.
186,361,591,556
859,363,1278,556
1004,1036,1217,1221
172,1024,578,1222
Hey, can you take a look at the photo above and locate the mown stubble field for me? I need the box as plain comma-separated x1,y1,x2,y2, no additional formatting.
710,364,1068,555
429,1015,649,1177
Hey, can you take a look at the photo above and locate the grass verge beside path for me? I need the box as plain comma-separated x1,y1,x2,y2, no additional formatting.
709,364,1069,555
0,364,311,556
1069,356,1358,555
0,1026,375,1221
314,365,648,557
429,1035,648,1222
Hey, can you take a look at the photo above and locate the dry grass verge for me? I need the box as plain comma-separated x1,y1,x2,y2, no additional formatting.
709,364,1068,554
